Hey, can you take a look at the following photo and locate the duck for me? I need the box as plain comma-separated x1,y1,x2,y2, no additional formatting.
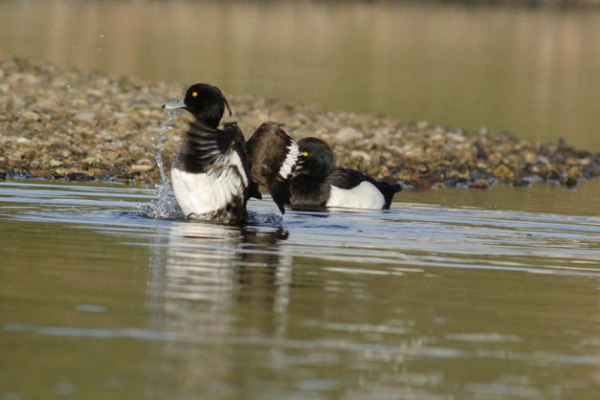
245,122,299,214
163,83,261,224
290,137,401,210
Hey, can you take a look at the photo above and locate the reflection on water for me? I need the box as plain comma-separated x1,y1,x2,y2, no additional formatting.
146,222,293,399
1,181,600,399
1,1,600,150
151,221,291,319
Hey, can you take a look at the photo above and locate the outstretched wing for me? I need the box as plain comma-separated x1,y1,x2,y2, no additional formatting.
222,122,261,200
176,121,253,209
246,122,299,214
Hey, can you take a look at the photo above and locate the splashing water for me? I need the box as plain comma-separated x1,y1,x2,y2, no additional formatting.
139,110,183,219
139,179,182,220
154,108,179,182
248,211,283,226
137,105,283,223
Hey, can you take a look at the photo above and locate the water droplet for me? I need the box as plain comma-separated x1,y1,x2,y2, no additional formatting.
137,109,185,220
16,110,22,115
75,304,107,313
100,34,104,38
70,46,75,50
97,47,102,52
50,30,54,34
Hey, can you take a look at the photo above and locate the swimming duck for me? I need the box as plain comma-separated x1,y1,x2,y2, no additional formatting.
291,137,401,210
163,83,260,224
246,122,299,214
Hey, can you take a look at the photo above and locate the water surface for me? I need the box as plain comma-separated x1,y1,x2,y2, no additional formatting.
1,180,599,399
1,0,599,150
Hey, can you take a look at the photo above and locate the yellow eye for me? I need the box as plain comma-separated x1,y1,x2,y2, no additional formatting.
302,152,309,157
192,92,198,97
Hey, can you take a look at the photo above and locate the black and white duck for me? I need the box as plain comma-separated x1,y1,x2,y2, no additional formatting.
290,137,401,210
163,83,260,224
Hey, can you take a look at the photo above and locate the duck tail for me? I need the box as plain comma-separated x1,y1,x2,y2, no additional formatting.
376,180,402,209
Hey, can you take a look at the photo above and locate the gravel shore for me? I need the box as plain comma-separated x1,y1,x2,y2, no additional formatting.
1,54,598,189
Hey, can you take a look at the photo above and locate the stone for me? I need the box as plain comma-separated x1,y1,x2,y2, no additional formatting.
74,112,97,122
21,111,40,121
131,164,154,173
494,165,514,181
336,127,363,141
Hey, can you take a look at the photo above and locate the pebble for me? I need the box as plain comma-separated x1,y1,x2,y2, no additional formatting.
336,127,363,141
131,164,154,173
21,111,40,121
74,112,97,122
351,150,371,162
469,179,490,189
0,54,598,189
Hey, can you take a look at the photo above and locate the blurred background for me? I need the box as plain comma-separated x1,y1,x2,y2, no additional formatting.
1,0,599,150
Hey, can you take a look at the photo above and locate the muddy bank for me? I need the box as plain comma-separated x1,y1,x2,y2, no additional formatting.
1,55,598,189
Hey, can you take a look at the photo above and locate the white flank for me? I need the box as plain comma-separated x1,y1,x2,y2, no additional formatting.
171,151,247,218
326,181,385,209
277,141,299,181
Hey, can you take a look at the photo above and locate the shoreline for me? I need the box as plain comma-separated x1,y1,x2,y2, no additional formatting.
1,54,598,189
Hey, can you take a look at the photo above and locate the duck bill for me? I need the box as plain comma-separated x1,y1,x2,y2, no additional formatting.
162,96,186,110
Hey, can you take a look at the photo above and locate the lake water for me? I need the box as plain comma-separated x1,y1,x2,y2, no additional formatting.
1,1,600,397
1,179,599,399
1,0,600,150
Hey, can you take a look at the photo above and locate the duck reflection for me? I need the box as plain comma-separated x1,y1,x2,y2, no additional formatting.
145,219,292,397
150,220,292,330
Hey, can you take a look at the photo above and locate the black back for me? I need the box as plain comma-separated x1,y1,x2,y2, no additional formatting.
246,122,298,214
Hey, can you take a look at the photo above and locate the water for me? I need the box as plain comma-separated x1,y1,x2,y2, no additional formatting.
1,1,600,150
1,179,599,399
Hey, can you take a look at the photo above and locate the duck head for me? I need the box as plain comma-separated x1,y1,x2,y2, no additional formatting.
296,137,335,179
163,83,232,128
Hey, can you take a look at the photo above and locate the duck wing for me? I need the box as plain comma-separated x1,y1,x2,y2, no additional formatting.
176,121,233,173
176,121,255,202
221,122,262,200
246,122,299,214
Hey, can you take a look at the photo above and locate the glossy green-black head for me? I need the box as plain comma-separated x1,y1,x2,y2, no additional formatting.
297,137,335,179
162,83,232,128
